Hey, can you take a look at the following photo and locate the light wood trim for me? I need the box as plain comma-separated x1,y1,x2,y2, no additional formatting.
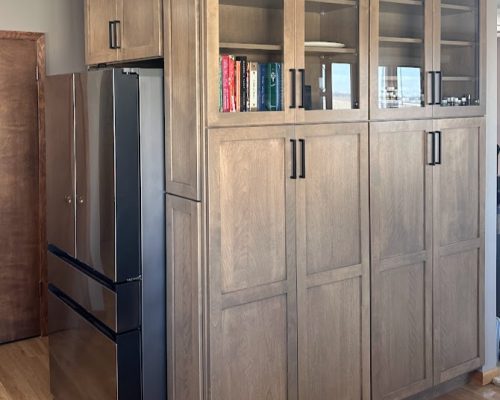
164,0,202,200
472,368,500,386
369,0,434,121
166,194,203,400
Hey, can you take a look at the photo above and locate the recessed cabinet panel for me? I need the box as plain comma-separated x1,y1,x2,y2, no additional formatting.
296,123,370,400
208,126,297,400
432,117,484,384
370,120,434,400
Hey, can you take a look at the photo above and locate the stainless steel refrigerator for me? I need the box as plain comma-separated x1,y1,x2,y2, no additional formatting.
45,68,165,400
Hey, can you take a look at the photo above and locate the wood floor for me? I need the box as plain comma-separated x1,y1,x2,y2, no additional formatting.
0,337,498,400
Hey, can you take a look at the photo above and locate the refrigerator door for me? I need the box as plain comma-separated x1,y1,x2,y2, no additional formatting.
45,74,76,257
75,70,141,282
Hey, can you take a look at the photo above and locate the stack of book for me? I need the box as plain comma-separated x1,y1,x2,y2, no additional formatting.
219,55,283,113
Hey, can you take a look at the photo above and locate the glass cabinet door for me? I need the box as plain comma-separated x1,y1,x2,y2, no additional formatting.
296,0,368,122
206,0,295,127
434,0,484,117
370,0,433,120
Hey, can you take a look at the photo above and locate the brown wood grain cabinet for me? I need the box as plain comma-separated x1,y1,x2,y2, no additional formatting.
370,117,485,400
85,0,162,65
164,0,487,397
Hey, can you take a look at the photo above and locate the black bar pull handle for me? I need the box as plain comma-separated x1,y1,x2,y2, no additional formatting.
435,131,442,165
299,139,306,179
290,139,297,179
428,72,435,105
114,20,121,49
109,21,115,49
434,72,442,105
428,131,436,165
298,69,305,109
289,69,296,109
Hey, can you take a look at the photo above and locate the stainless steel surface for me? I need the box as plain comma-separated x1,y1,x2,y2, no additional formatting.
48,252,140,333
45,74,76,257
48,291,118,400
75,71,117,280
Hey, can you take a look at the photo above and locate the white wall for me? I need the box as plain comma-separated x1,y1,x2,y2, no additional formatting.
484,0,498,372
0,0,85,75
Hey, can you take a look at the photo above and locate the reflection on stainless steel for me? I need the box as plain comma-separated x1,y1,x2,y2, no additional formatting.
76,71,116,280
49,291,118,400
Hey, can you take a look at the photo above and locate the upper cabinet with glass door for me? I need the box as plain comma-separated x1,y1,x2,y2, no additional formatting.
370,0,485,120
206,0,295,127
295,0,369,123
433,0,485,117
370,0,434,120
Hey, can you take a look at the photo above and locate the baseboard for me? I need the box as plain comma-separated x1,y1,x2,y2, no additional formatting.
472,367,500,385
409,374,471,400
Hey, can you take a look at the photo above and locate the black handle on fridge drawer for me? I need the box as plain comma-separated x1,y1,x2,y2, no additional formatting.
290,69,296,109
109,21,115,49
291,139,297,179
435,131,442,165
428,72,435,105
428,132,436,165
299,69,305,109
299,139,306,179
434,72,442,105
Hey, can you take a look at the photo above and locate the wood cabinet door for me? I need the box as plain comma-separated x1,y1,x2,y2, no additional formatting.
295,123,370,400
117,0,163,61
208,126,297,400
85,0,118,65
432,117,485,384
370,120,434,400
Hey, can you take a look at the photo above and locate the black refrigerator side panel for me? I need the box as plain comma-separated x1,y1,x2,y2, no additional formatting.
138,69,166,400
114,70,141,283
75,71,117,281
45,74,76,257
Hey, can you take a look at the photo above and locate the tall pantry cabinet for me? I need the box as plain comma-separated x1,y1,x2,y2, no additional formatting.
163,1,486,400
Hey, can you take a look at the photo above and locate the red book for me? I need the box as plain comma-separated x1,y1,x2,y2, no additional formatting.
228,56,235,112
222,55,230,112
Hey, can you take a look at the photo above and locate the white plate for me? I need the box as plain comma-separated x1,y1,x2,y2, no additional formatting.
304,41,345,48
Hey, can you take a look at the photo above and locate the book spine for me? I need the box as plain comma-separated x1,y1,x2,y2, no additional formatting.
219,56,222,112
249,62,259,111
275,63,282,111
259,64,267,111
228,56,235,112
267,63,278,111
222,55,230,113
235,61,241,112
238,57,248,112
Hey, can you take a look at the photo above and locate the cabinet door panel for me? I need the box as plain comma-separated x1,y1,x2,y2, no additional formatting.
118,0,163,61
433,117,485,384
296,123,370,400
370,120,434,400
208,126,297,400
45,75,76,256
85,0,117,65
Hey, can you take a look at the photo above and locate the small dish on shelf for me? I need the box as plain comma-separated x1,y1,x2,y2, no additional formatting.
305,41,345,48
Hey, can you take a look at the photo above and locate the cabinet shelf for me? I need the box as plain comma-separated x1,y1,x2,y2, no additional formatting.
442,76,476,82
380,36,423,45
441,40,476,46
380,0,422,6
441,3,474,15
305,46,357,54
306,0,357,12
219,42,282,52
219,0,282,9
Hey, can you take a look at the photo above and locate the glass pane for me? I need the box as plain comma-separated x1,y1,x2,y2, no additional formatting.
303,0,359,111
440,0,480,107
218,0,284,113
378,0,425,109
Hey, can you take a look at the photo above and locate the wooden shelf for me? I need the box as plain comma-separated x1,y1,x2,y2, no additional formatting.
441,3,474,15
380,36,423,45
220,42,282,52
219,0,282,9
442,76,476,82
441,40,475,46
305,46,357,55
306,0,357,13
307,0,357,5
380,0,422,6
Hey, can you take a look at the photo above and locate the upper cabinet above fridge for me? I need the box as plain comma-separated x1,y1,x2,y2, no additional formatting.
370,0,485,121
84,0,163,65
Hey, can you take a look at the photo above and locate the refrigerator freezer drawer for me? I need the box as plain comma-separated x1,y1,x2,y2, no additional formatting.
48,290,141,400
48,251,140,333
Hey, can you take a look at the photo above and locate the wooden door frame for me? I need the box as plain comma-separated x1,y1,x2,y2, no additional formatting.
0,31,47,336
